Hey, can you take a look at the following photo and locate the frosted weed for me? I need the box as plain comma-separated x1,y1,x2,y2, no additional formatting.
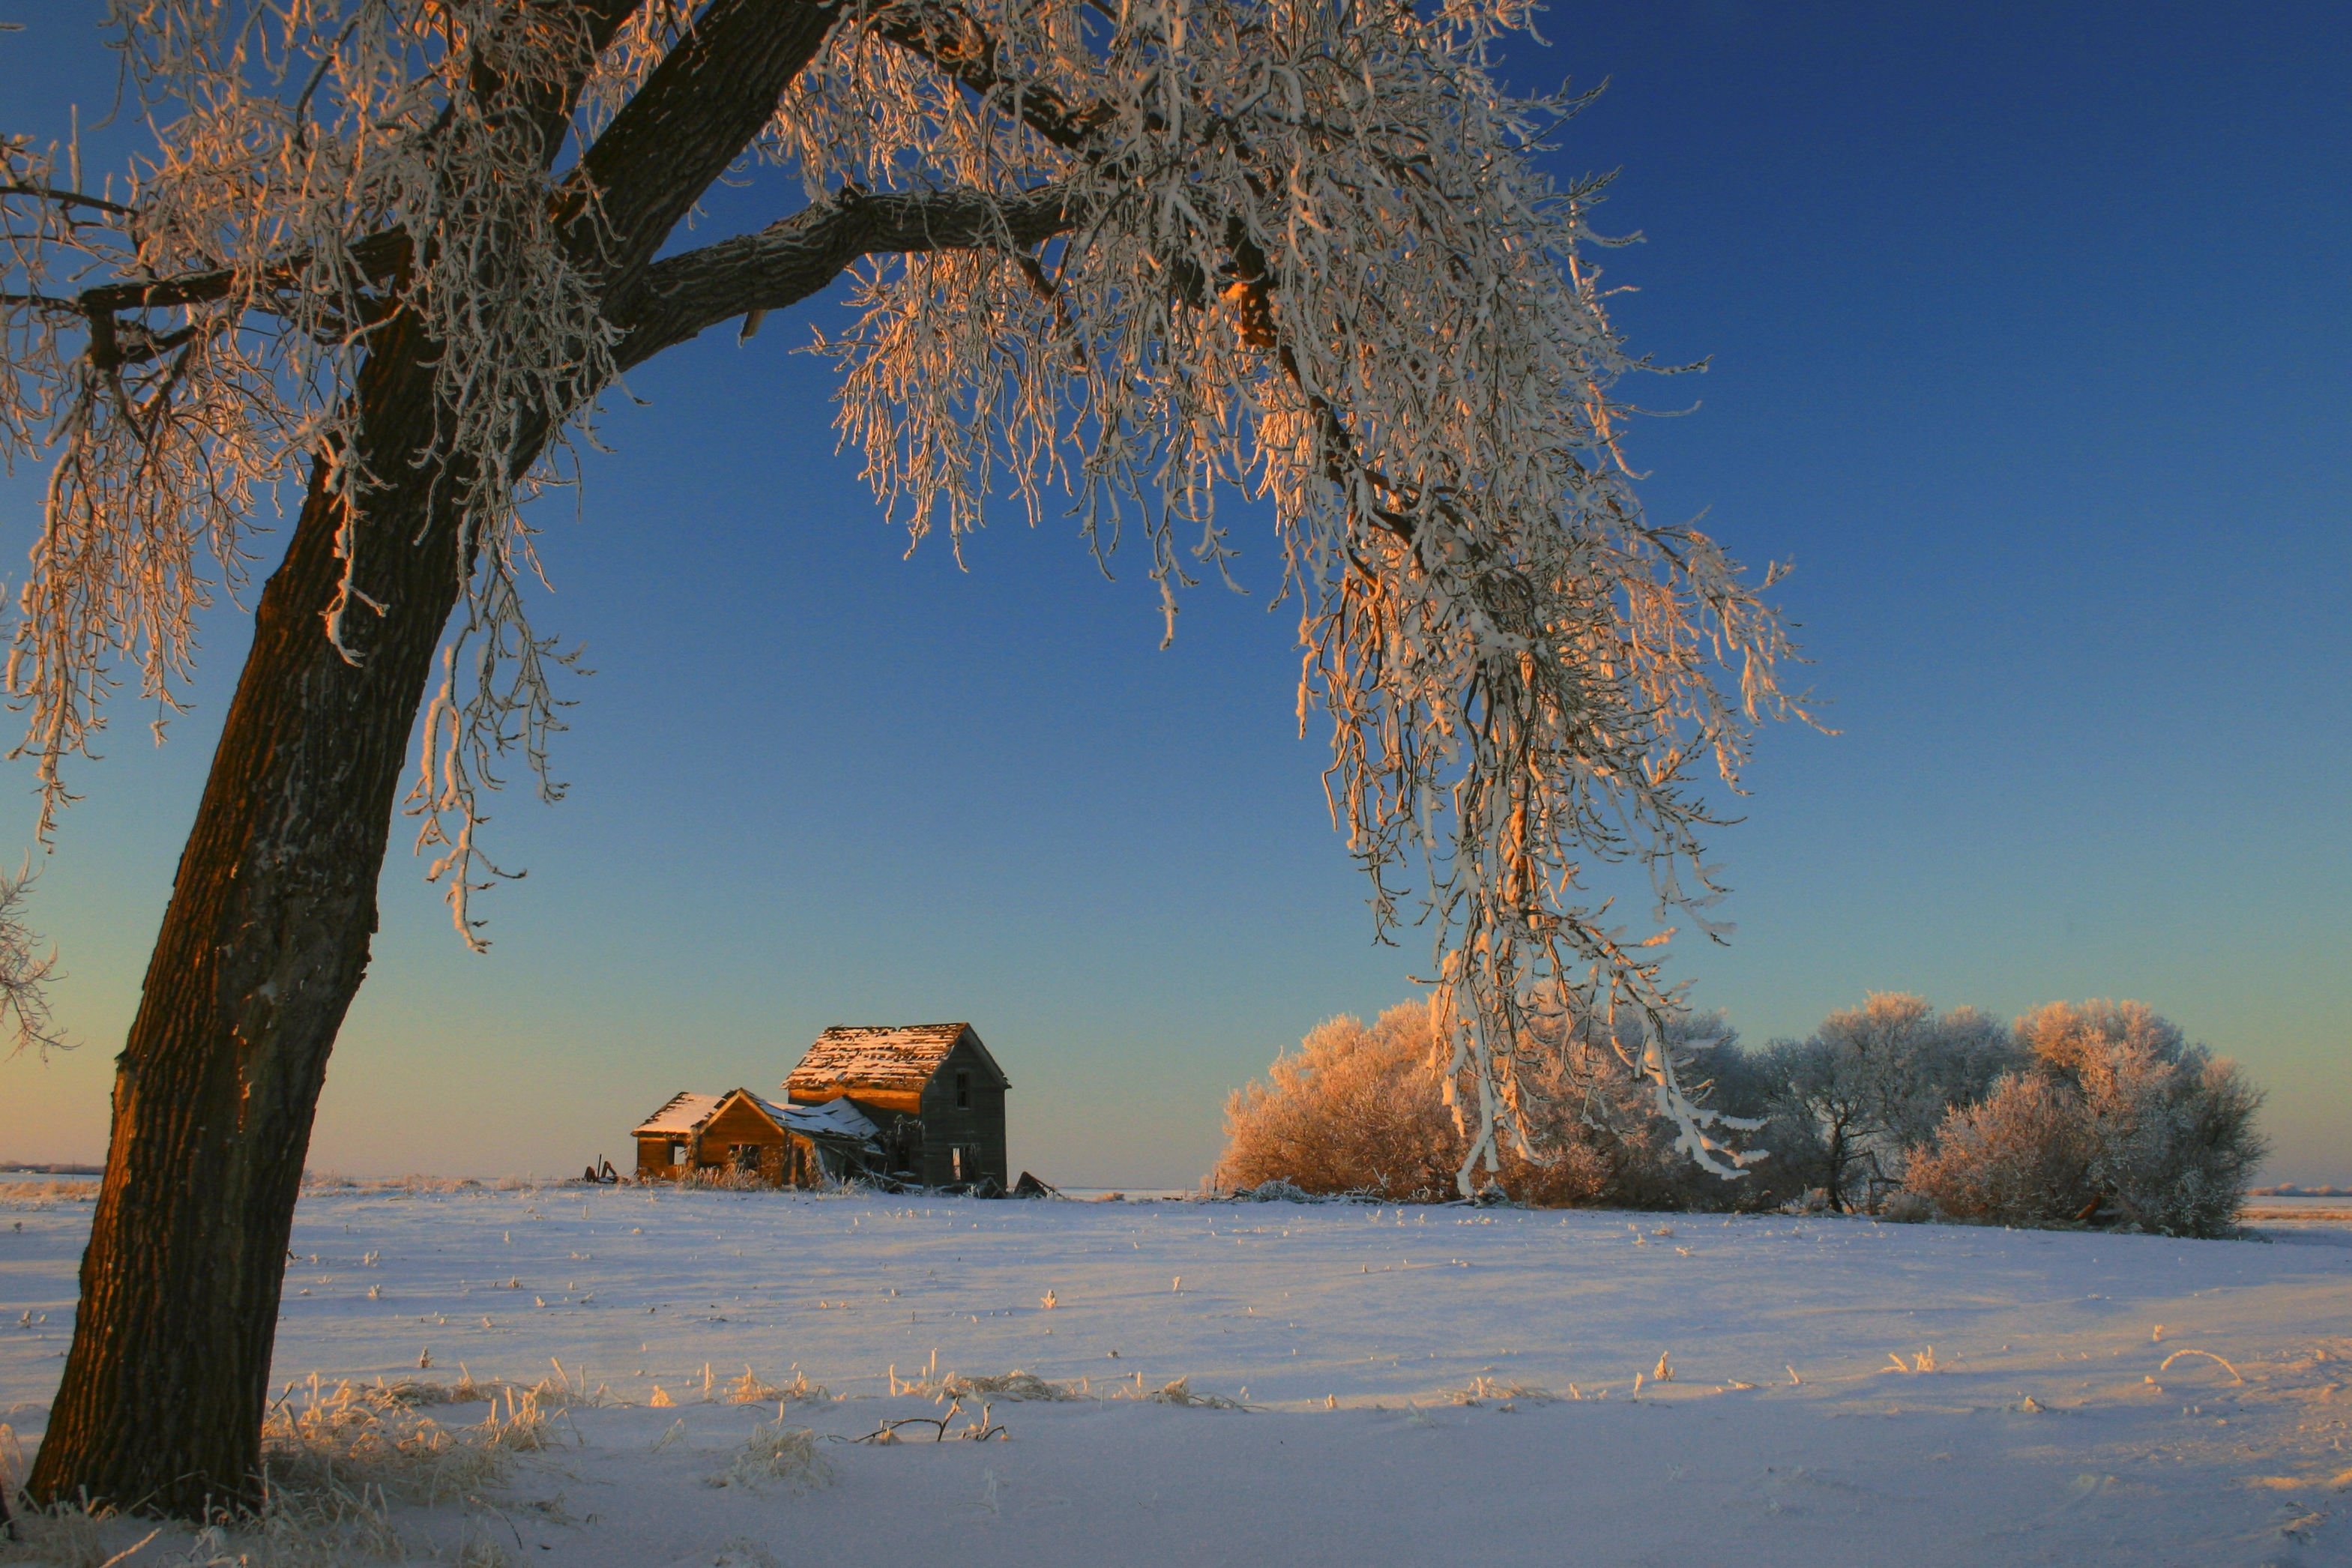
257,1372,555,1507
728,1367,831,1405
860,1400,1009,1444
938,1370,1084,1402
705,1421,829,1493
1133,1377,1246,1410
1447,1375,1562,1408
0,1500,115,1568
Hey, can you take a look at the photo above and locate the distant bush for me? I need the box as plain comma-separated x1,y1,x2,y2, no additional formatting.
1905,1072,2100,1227
1214,1000,1760,1208
1231,1177,1316,1203
1909,1001,2265,1237
1747,993,2022,1213
2022,1001,2267,1237
1218,993,2264,1231
1878,1189,1937,1224
1216,1004,1464,1201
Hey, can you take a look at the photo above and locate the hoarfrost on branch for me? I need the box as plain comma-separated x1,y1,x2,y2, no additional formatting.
0,0,1812,1190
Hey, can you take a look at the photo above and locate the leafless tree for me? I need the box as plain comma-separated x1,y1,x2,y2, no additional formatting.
2,0,1806,1508
1761,993,2018,1211
2011,1000,2265,1236
0,861,63,1058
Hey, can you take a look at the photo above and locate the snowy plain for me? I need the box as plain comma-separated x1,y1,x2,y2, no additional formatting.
3,1180,2348,1567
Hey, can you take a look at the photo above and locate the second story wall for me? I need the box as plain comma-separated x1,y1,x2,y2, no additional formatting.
915,1035,1010,1187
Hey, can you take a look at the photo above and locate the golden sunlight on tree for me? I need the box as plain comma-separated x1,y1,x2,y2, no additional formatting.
1,0,1803,1510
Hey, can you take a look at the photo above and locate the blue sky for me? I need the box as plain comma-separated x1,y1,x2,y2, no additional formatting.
1,1,2345,1187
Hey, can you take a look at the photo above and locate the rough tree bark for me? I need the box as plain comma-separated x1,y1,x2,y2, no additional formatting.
25,323,470,1516
21,0,923,1512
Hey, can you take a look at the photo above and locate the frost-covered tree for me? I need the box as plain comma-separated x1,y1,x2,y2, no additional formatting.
1904,1070,2100,1228
2011,1001,2265,1236
1216,1002,1466,1201
1760,993,2018,1211
0,861,63,1059
2,0,1806,1509
1216,998,1759,1207
1908,1001,2264,1235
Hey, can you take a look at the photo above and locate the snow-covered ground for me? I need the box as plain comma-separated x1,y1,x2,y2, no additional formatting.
3,1181,2348,1566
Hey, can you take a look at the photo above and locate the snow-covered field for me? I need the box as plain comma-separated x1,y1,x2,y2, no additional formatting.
4,1181,2348,1566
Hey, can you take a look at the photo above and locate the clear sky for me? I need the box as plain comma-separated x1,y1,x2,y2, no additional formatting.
1,1,2345,1189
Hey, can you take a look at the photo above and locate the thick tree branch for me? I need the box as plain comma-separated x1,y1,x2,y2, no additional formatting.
612,180,1075,367
44,3,820,380
71,231,411,317
566,0,839,284
56,2,1078,337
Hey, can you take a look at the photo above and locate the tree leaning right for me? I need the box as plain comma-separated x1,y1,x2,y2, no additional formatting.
2,0,1805,1510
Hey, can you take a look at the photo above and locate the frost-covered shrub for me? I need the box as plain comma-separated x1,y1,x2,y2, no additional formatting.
1905,1073,2100,1227
1216,1004,1464,1201
1879,1190,1937,1224
2015,1001,2267,1237
1908,1002,2266,1237
1215,1001,1761,1207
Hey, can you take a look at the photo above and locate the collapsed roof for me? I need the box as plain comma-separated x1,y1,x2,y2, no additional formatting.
630,1087,879,1150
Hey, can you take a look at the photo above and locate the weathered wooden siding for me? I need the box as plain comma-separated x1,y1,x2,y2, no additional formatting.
915,1036,1010,1188
699,1098,783,1158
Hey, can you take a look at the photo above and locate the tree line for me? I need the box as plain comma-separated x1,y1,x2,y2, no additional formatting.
1216,992,2267,1237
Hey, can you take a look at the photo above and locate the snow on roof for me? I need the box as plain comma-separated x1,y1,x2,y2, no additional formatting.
785,1022,982,1097
631,1091,723,1137
633,1088,880,1148
774,1095,881,1145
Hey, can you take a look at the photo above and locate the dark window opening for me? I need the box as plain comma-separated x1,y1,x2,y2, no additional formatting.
956,1071,971,1109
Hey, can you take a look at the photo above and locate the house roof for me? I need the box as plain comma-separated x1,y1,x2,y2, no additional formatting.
632,1088,881,1149
785,1022,1008,1097
632,1091,723,1137
774,1095,881,1145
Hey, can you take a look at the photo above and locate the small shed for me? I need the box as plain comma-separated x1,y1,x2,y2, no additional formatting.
785,1022,1010,1190
630,1086,879,1186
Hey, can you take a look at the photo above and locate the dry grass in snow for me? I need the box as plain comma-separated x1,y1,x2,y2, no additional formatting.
2,1186,2348,1566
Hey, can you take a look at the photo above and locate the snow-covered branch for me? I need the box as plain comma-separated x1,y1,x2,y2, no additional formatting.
2,0,1813,1180
615,181,1079,367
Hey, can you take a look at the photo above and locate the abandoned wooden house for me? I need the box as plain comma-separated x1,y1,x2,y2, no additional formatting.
630,1087,880,1185
785,1022,1011,1190
630,1022,1010,1189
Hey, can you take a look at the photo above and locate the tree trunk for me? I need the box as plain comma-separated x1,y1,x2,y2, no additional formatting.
1824,1120,1849,1213
18,0,911,1513
25,315,478,1516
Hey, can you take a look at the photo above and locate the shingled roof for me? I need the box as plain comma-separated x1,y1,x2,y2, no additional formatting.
632,1091,723,1137
785,1022,1006,1098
